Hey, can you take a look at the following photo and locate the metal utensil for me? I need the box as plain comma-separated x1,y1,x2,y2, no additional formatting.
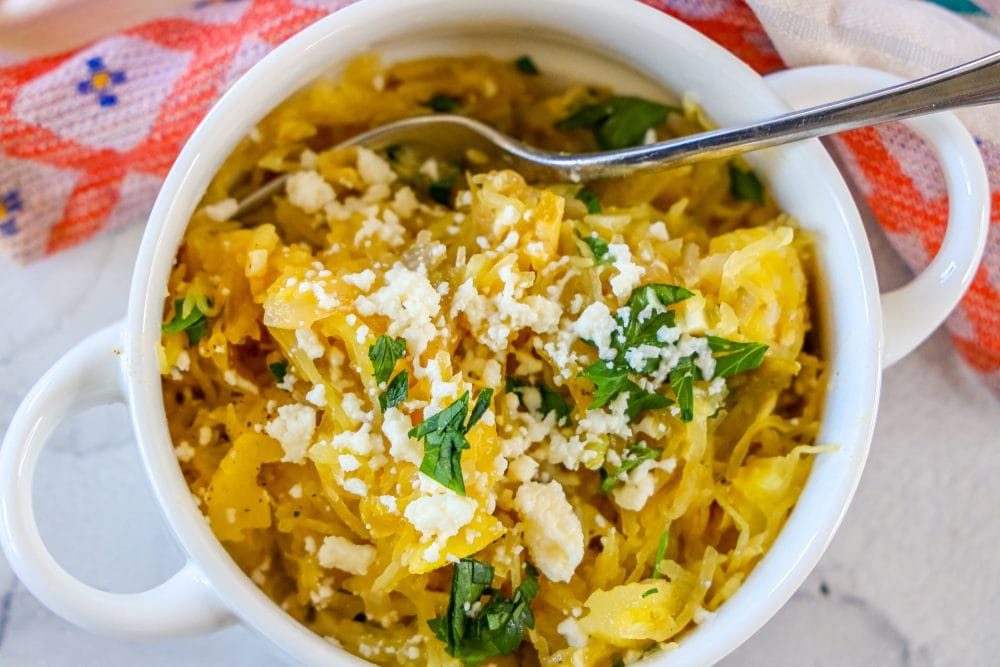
236,50,1000,214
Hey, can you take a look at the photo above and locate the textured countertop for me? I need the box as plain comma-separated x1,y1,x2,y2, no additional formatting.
0,215,997,666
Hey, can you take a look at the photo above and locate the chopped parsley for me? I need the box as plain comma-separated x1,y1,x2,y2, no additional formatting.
379,370,409,411
368,335,406,385
729,165,764,202
424,94,461,113
514,55,539,75
429,175,456,206
575,188,603,214
556,95,678,150
652,528,670,578
429,559,539,666
600,445,663,493
582,235,610,264
707,336,769,377
162,295,210,345
410,389,494,494
641,588,659,598
505,377,573,425
577,284,768,423
668,356,698,422
268,361,288,383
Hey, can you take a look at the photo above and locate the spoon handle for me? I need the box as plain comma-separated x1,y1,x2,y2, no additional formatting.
569,50,1000,178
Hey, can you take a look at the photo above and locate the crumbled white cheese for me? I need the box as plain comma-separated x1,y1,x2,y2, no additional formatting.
514,481,584,582
404,493,478,553
378,495,398,513
317,536,376,575
329,423,382,457
338,454,361,472
295,328,325,359
572,302,618,361
607,243,645,300
649,221,669,241
356,147,397,186
204,198,239,222
305,384,327,407
418,157,440,182
508,455,539,483
342,478,367,495
289,484,303,499
613,456,677,511
342,269,376,292
174,441,195,462
355,264,441,358
390,186,419,218
286,170,335,213
557,617,588,648
198,426,212,446
265,404,316,463
382,407,422,464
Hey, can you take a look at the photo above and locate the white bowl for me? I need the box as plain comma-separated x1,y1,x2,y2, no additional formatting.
0,0,989,665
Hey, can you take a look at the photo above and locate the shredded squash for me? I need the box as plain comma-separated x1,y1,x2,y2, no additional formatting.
161,55,826,666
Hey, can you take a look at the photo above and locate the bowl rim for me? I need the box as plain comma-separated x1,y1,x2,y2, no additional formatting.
125,0,882,665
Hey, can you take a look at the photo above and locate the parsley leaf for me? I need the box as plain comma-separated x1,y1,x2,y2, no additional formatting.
556,96,677,150
575,188,603,214
424,94,461,113
729,165,764,202
466,388,494,431
429,175,456,206
379,370,409,411
410,389,493,494
600,444,663,493
707,336,768,377
162,297,209,345
430,559,539,666
668,356,698,422
653,528,670,578
368,335,406,385
579,361,632,409
582,235,610,265
514,55,539,75
642,588,659,598
624,389,672,421
268,361,288,383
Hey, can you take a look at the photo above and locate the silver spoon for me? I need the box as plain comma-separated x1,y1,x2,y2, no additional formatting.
236,50,1000,214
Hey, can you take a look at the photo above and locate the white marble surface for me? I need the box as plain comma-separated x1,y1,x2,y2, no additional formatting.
0,215,997,667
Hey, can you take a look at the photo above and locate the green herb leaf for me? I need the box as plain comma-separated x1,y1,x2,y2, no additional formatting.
430,559,539,665
514,55,539,75
575,188,603,214
379,370,409,412
412,392,472,494
641,588,659,598
624,389,672,421
556,96,677,150
466,388,494,432
600,444,663,493
626,284,695,313
410,389,494,494
162,298,209,345
424,94,461,113
580,361,632,409
368,335,407,385
582,235,610,265
729,165,764,202
707,336,768,378
429,175,456,206
268,361,288,383
668,356,698,422
653,528,669,578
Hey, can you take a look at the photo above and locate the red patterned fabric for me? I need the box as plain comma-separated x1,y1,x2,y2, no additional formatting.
0,0,996,391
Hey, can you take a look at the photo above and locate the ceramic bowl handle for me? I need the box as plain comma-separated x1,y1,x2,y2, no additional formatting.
0,323,234,639
764,65,990,368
